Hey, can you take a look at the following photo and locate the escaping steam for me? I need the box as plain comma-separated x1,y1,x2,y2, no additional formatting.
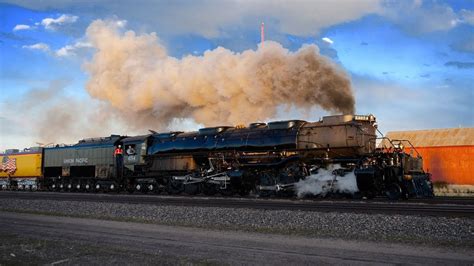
85,20,355,129
295,164,359,197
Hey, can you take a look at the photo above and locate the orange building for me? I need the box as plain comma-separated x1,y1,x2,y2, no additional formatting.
384,128,473,185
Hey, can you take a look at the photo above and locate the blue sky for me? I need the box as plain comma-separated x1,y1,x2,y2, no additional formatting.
0,0,473,149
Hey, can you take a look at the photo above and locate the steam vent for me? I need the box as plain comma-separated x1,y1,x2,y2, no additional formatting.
383,128,474,193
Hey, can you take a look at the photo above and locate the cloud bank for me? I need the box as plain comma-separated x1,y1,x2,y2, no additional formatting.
6,0,382,37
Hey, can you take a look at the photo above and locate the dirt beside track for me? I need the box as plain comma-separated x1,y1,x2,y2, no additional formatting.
1,211,473,265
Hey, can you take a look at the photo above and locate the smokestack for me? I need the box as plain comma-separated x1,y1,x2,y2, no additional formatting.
261,22,265,48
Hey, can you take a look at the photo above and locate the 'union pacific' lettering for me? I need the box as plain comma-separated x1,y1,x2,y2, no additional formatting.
63,158,88,164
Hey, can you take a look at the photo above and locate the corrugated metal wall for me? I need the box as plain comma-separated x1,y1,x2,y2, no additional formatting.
411,145,473,185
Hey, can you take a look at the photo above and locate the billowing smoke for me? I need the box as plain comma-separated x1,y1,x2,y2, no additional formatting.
295,164,359,197
85,20,355,129
0,79,126,149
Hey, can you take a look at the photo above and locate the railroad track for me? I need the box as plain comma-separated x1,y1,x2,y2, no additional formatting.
0,191,473,217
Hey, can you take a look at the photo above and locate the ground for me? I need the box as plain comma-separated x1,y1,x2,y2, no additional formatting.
1,211,473,265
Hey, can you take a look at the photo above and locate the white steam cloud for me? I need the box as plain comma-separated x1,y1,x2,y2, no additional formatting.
84,20,355,130
295,164,359,197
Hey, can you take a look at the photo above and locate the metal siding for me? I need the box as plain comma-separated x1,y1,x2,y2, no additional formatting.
407,146,474,185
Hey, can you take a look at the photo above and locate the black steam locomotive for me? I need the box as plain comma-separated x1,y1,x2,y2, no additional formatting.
1,115,433,199
4,114,434,199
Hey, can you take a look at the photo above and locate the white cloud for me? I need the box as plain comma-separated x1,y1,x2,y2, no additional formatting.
22,43,50,52
115,20,127,28
382,1,471,34
460,9,474,25
55,41,92,57
41,14,78,30
55,45,74,57
322,37,334,44
13,24,31,31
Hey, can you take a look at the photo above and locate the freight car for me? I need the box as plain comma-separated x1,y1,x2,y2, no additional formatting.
1,114,434,199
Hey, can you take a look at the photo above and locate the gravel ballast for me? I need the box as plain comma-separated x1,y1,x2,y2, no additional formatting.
1,198,472,248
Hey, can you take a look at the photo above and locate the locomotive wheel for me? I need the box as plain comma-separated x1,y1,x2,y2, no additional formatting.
238,187,251,196
276,190,295,198
385,183,402,200
167,179,184,194
148,184,159,194
254,186,274,198
219,187,234,197
201,183,217,196
184,183,199,195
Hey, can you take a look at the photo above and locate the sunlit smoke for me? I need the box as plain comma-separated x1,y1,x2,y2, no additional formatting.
295,164,359,197
85,19,355,130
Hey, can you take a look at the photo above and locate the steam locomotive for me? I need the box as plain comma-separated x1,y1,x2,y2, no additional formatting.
0,114,434,199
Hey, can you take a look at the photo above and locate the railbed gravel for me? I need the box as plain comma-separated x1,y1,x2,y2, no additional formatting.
1,198,472,248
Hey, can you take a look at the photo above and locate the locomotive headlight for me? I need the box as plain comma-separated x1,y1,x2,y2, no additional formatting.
148,184,154,191
52,184,56,189
96,184,100,189
85,184,90,189
110,184,115,190
76,184,81,189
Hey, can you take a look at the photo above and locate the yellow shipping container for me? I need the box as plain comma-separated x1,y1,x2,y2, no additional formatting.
0,152,42,178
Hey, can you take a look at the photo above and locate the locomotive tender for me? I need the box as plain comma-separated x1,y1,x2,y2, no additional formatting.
0,114,434,199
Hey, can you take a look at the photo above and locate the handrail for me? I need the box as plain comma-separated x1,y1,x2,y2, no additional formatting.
392,139,421,158
374,136,421,158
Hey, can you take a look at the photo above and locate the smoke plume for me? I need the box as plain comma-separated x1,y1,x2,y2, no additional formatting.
295,164,359,197
85,20,355,129
0,79,122,149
